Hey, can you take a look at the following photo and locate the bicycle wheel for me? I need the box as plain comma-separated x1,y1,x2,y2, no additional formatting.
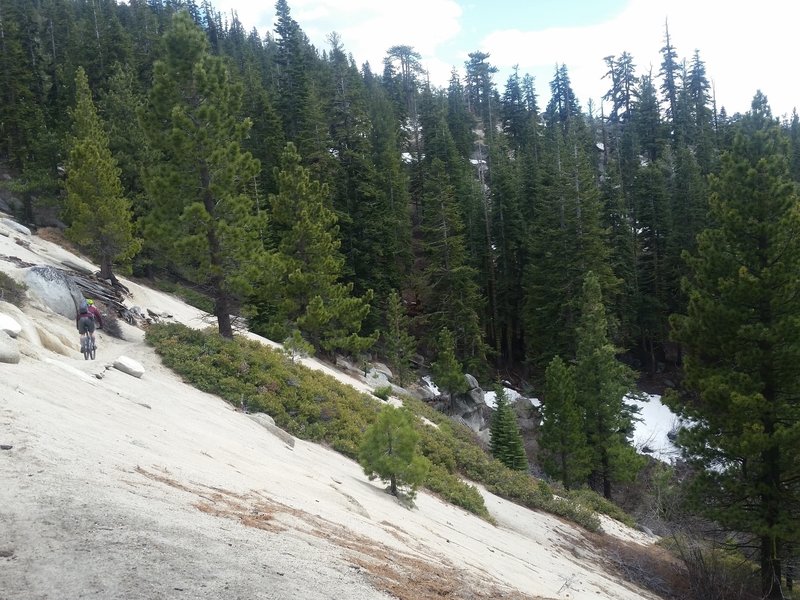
82,337,90,360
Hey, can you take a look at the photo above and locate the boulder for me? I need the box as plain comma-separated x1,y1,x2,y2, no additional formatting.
0,313,22,338
366,365,392,388
23,266,84,320
0,218,31,236
249,413,295,448
113,356,145,378
0,330,20,364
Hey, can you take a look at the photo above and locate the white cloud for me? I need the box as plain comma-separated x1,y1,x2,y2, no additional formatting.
479,0,800,117
216,0,462,74
212,0,797,116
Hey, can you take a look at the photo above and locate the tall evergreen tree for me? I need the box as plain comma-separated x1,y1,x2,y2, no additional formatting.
575,272,642,499
382,289,417,386
540,355,590,489
64,66,139,281
489,388,528,471
685,50,716,173
430,328,468,402
364,80,413,299
99,62,150,208
669,94,800,599
252,143,376,355
419,158,485,364
140,10,264,338
525,67,614,368
659,21,681,129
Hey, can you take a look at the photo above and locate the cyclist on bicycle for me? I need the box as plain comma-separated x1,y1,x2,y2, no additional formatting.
86,299,103,329
76,300,96,351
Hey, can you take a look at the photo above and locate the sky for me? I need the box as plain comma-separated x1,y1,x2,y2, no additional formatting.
212,0,800,119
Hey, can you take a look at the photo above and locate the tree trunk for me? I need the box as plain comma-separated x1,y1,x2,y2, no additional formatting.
389,474,397,497
761,535,783,599
99,253,113,281
601,449,612,500
214,286,233,339
201,164,233,339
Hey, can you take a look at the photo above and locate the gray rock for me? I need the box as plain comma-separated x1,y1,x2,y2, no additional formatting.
0,313,22,338
464,373,480,390
467,386,485,406
0,330,20,364
23,266,84,320
0,218,31,236
249,413,295,448
113,356,145,378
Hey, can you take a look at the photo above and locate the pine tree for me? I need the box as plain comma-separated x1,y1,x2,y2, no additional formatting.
669,94,800,599
139,10,264,338
430,328,468,401
489,388,528,471
540,356,590,489
383,290,416,386
359,405,429,498
64,66,140,281
575,272,643,499
252,142,376,355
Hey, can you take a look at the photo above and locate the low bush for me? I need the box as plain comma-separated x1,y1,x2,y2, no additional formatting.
664,537,761,600
566,488,636,528
0,272,27,307
146,323,606,531
372,385,393,400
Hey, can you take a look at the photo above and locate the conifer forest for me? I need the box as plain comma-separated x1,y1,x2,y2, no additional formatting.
1,1,799,597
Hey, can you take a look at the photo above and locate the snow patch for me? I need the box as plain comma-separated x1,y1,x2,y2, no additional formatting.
630,394,682,462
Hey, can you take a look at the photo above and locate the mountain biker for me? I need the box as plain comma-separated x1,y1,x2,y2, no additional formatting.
76,300,96,351
86,299,103,329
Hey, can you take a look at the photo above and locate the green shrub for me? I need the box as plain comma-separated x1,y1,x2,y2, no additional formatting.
0,272,27,306
565,488,636,528
373,385,392,400
146,323,606,531
424,463,492,521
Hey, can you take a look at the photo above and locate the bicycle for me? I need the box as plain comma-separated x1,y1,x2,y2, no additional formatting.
80,332,96,361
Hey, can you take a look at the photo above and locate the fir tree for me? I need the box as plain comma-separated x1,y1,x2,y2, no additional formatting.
489,388,528,471
525,71,614,367
669,94,800,599
430,328,468,402
575,272,643,499
359,405,429,498
139,10,264,338
64,66,140,281
383,290,416,386
540,356,590,489
419,158,486,365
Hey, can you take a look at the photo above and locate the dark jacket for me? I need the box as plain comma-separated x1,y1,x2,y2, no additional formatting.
87,305,103,328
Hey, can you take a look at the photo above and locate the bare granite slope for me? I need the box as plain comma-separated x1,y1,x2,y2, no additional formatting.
0,219,659,600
